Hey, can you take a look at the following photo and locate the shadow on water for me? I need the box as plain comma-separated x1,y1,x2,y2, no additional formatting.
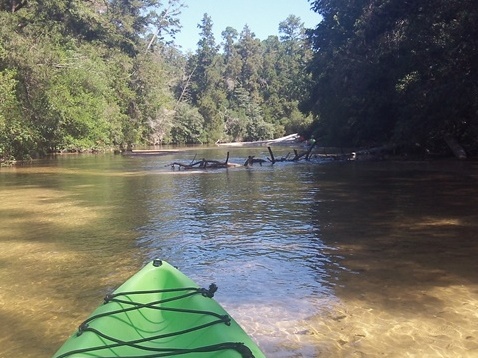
307,160,478,356
315,160,478,287
0,156,152,356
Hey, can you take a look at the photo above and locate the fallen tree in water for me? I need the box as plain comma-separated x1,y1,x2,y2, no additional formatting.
267,142,317,163
168,144,322,170
169,152,242,170
166,143,406,170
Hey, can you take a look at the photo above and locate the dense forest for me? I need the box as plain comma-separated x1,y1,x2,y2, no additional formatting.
305,0,478,156
1,0,477,161
0,0,313,159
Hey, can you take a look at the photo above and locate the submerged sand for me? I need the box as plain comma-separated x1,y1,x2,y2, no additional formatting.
301,214,478,357
307,284,478,357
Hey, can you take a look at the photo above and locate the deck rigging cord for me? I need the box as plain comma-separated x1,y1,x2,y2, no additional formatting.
55,284,255,358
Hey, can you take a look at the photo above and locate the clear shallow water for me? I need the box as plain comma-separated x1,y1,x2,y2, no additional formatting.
1,149,477,357
134,161,341,355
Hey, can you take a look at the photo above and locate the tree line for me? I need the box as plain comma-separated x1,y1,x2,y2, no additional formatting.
304,0,478,156
0,0,312,160
1,0,476,161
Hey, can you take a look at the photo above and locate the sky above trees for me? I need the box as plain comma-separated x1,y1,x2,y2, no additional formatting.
171,0,320,51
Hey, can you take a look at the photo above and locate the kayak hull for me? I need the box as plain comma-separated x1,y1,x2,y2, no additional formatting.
52,260,265,358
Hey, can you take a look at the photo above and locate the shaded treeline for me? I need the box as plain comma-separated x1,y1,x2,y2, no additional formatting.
303,0,478,156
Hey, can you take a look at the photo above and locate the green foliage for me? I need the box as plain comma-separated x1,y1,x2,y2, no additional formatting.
305,0,478,153
259,16,313,139
170,102,205,144
0,67,31,158
3,0,474,158
1,1,314,159
45,47,122,151
0,68,17,125
0,0,184,159
186,14,227,142
183,14,313,144
237,26,262,100
131,52,175,144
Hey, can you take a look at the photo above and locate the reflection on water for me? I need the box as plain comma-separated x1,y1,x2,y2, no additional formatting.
1,151,478,357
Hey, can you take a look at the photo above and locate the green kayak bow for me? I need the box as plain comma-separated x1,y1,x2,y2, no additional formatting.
52,259,266,358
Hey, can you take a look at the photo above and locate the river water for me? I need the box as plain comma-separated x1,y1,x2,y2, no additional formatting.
0,148,477,357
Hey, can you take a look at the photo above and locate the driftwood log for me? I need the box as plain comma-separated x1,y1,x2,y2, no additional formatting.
244,156,267,167
267,141,317,164
169,141,346,171
170,152,242,170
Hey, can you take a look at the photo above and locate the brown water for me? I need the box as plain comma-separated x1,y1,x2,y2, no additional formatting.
0,150,477,357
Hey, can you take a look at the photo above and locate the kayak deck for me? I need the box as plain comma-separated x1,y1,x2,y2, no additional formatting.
53,260,265,357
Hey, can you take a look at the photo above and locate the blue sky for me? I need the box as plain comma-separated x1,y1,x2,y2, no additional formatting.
172,0,320,52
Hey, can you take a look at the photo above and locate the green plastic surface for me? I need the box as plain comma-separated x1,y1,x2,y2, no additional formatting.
52,260,265,357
